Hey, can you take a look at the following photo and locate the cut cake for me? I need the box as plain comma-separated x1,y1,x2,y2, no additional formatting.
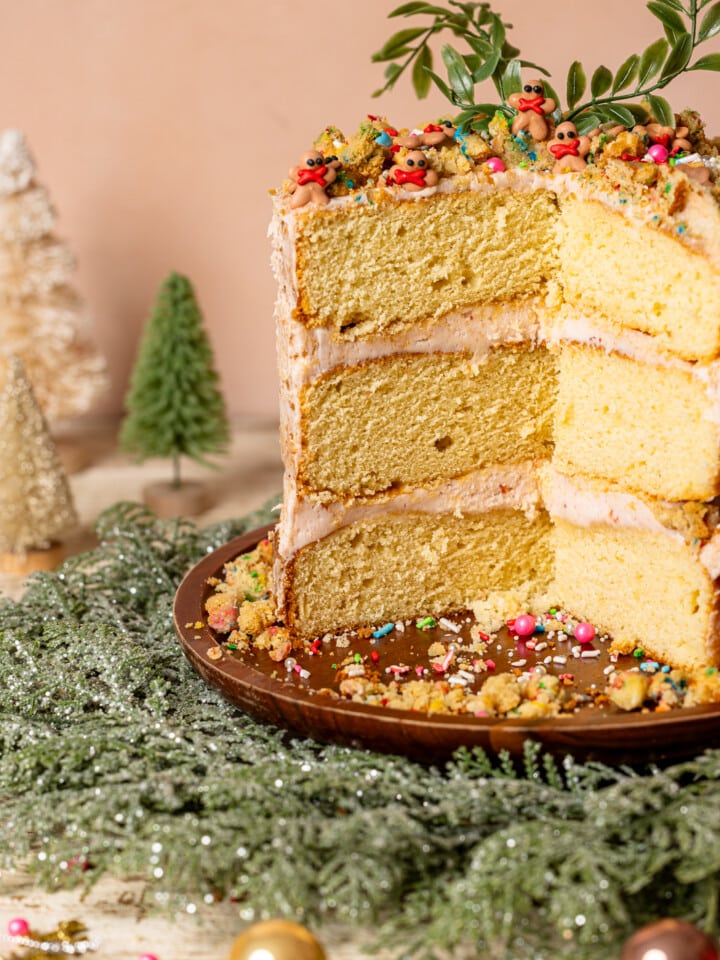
270,115,720,671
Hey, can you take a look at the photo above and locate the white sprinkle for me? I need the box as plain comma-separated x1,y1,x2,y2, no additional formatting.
345,664,366,677
511,659,527,667
603,665,616,676
439,617,461,633
448,675,468,686
581,649,601,659
543,656,552,664
534,641,547,652
571,645,582,658
553,656,567,665
395,621,405,632
458,670,475,682
299,668,311,679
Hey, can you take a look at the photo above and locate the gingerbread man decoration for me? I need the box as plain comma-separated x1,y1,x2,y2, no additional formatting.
422,119,457,148
387,150,439,191
507,79,557,142
639,122,693,155
288,150,341,209
547,121,592,174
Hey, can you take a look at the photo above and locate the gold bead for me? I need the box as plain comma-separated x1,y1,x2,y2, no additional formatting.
228,919,327,960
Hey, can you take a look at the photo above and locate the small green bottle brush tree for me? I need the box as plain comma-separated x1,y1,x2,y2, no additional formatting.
372,0,720,134
120,272,230,518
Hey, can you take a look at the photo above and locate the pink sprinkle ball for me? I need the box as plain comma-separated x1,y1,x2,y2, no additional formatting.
514,613,536,637
138,954,160,960
485,156,506,173
8,918,30,937
574,621,596,644
647,143,669,164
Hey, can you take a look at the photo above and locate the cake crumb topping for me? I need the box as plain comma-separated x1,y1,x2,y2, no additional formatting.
203,544,720,719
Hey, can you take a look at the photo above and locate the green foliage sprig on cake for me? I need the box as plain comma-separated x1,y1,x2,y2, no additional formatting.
120,272,230,491
373,0,720,134
2,501,720,958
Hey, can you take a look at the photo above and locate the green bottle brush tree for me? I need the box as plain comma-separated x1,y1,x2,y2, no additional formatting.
120,272,230,518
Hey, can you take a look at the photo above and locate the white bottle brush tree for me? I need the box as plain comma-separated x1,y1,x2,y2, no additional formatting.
0,356,78,568
0,129,106,420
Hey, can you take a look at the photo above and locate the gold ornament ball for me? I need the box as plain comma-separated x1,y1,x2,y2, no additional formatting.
228,919,327,960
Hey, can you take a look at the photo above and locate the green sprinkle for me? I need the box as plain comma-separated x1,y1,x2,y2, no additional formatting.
706,667,717,675
354,653,362,663
416,617,436,630
227,643,238,650
331,663,338,670
633,648,645,659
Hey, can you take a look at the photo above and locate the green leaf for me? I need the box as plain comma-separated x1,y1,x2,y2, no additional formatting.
500,58,522,98
389,1,450,15
465,34,494,58
612,53,639,92
502,41,521,60
647,1,688,37
442,43,475,102
574,112,601,136
623,102,651,122
689,51,720,70
517,58,552,77
541,79,562,120
661,32,693,78
658,0,687,8
637,37,669,86
595,103,637,126
591,64,613,98
566,60,587,110
489,13,506,52
384,62,403,82
371,27,429,62
472,54,501,84
699,1,720,40
647,92,675,126
425,68,452,100
412,44,433,98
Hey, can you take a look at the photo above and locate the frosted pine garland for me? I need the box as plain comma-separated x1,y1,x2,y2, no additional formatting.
1,500,720,959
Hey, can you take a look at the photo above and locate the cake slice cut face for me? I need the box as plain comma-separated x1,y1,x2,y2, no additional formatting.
271,120,720,671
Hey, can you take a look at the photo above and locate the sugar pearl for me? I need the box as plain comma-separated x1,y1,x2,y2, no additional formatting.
8,918,30,937
574,621,596,644
647,144,669,164
485,157,506,173
514,614,536,637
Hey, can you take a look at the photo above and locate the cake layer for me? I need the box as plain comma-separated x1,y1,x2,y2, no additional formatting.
557,196,720,363
282,508,553,639
287,184,559,337
553,518,719,670
297,346,557,500
554,342,720,500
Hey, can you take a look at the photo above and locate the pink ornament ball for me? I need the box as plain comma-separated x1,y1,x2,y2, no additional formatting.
8,918,30,937
574,621,596,644
647,144,669,164
137,955,159,960
514,614,536,637
485,157,506,173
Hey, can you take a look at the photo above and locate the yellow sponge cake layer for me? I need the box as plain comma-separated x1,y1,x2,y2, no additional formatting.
554,343,720,501
557,197,720,362
553,519,719,670
299,346,557,500
291,186,559,337
283,509,553,639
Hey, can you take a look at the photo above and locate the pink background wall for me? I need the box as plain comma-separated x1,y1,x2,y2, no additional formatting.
2,0,718,420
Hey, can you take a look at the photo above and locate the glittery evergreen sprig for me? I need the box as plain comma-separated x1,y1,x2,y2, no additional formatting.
373,0,720,134
2,501,720,959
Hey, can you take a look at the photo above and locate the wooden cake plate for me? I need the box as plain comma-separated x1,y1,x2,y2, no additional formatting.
174,526,720,765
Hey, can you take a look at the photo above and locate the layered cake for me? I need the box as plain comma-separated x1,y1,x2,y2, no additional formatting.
269,112,720,674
